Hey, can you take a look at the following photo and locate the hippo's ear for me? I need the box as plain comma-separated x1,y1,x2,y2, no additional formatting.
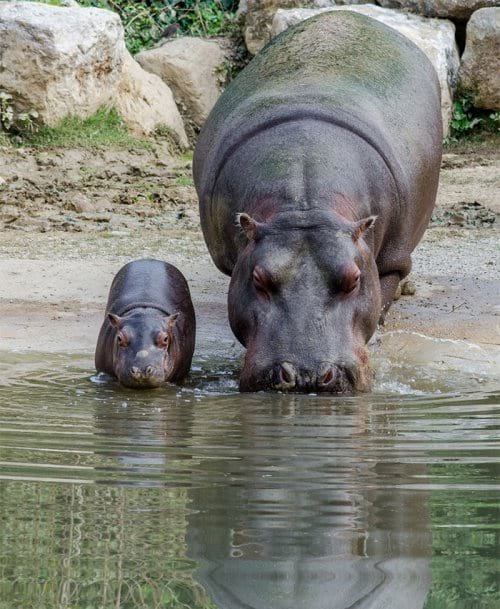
236,213,261,240
108,313,124,328
163,313,180,351
165,312,180,330
353,215,377,241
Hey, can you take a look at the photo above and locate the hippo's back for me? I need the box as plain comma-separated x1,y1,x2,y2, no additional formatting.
106,259,193,316
194,11,442,213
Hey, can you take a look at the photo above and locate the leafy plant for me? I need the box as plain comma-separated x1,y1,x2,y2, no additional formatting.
0,91,39,135
0,91,14,130
449,97,482,136
448,96,500,141
80,1,239,54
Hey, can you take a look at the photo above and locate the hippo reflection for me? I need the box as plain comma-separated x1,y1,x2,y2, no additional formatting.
94,395,432,609
185,398,432,609
194,12,442,392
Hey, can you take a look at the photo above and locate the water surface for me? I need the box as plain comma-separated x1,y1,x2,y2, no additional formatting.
0,341,499,609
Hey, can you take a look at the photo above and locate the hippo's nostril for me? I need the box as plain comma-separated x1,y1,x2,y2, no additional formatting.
145,365,155,377
319,367,335,386
277,362,296,389
131,366,140,378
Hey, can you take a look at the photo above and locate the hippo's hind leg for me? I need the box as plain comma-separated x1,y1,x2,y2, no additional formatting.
378,272,403,325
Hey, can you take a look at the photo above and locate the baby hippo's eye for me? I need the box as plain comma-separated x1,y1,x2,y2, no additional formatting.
117,332,128,347
340,267,361,294
157,332,170,348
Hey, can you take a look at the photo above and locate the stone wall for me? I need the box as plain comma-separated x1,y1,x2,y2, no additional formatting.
0,0,497,145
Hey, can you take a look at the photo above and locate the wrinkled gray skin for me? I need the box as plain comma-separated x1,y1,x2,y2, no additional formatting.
193,11,442,393
95,259,196,389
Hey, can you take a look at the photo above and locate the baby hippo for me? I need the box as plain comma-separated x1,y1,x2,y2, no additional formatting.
95,259,196,388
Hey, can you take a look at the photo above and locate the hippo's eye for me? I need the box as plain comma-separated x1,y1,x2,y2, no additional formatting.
340,268,361,294
117,332,128,347
157,332,169,349
252,266,273,295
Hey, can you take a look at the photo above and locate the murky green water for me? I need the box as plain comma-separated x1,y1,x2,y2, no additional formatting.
1,342,499,609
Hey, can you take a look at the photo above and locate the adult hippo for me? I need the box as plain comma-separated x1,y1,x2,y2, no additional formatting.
95,259,196,388
193,11,442,393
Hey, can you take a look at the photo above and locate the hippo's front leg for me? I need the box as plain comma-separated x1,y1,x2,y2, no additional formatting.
378,272,402,325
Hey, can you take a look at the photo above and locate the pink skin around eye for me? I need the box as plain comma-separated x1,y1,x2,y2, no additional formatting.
253,266,273,296
157,333,169,348
340,266,361,294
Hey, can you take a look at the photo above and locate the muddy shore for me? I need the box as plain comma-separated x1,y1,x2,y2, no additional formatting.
0,137,498,371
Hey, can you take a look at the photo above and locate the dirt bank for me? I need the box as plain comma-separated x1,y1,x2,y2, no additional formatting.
0,136,498,366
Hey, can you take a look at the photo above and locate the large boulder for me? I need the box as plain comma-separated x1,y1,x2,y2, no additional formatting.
115,51,188,148
272,5,459,135
136,37,229,133
244,0,338,56
0,1,124,125
459,8,500,110
377,1,499,21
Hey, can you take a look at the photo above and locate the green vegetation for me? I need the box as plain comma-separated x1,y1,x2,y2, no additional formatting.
3,107,151,149
424,482,500,609
0,481,217,609
447,96,500,142
80,0,239,54
0,91,39,135
32,0,64,6
175,175,194,187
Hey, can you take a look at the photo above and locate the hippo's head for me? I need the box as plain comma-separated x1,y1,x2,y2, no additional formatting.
228,209,381,393
108,309,183,389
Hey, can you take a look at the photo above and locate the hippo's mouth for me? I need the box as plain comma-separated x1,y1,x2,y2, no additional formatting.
239,362,373,394
117,369,166,390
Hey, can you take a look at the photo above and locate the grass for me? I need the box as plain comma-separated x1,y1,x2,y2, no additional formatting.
31,0,64,5
0,131,10,147
175,175,194,187
9,107,151,150
443,131,500,154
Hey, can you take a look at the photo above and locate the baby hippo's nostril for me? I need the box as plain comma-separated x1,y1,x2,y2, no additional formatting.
319,367,335,387
145,365,155,377
276,362,296,390
131,366,140,379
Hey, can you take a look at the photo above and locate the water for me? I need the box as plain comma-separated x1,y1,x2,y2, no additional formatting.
0,339,499,609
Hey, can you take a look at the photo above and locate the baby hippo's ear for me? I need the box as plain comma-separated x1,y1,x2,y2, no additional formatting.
236,213,261,240
163,313,181,351
166,312,180,331
353,215,377,241
108,313,124,328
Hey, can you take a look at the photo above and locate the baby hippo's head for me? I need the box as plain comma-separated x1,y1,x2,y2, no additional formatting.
108,309,189,389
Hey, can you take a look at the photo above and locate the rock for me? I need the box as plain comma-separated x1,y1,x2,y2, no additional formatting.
272,5,459,135
136,37,229,132
64,192,94,213
400,278,417,295
244,0,337,55
377,1,499,21
0,1,124,125
459,8,500,110
116,51,188,148
0,176,6,187
431,201,496,227
237,0,249,16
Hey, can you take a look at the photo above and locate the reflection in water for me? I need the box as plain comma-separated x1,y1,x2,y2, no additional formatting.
0,352,499,609
183,398,431,609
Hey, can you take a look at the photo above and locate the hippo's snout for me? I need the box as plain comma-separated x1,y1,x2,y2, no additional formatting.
131,365,157,380
119,363,165,389
268,362,360,394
